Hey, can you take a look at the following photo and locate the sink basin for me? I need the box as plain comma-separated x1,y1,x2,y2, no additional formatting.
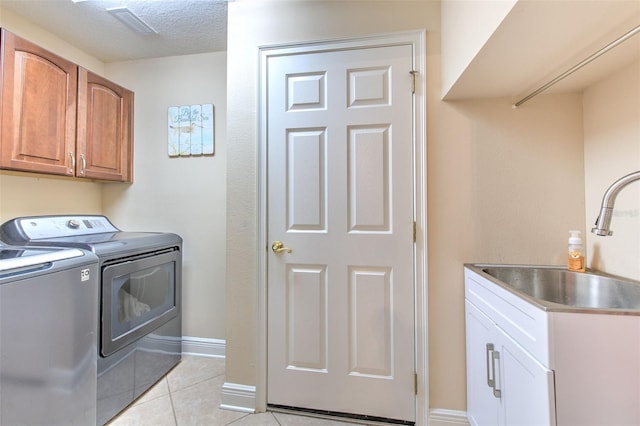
479,266,640,311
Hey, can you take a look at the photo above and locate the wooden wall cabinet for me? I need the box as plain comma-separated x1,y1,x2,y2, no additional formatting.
0,29,133,182
0,28,78,176
77,68,133,182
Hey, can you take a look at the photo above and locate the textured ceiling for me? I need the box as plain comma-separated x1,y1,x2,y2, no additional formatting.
0,0,228,62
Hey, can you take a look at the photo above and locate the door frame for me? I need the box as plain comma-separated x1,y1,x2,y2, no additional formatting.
256,30,428,425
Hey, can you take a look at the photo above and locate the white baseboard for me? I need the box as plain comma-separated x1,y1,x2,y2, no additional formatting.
220,382,256,413
428,409,470,426
181,336,225,358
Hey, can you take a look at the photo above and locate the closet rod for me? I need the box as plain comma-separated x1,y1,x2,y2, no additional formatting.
513,24,640,108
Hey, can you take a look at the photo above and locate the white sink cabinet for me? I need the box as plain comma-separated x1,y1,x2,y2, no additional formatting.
465,266,640,426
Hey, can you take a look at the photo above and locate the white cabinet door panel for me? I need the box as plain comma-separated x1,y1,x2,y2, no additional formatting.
498,328,556,426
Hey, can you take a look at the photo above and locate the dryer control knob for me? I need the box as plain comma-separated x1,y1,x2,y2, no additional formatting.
67,219,81,229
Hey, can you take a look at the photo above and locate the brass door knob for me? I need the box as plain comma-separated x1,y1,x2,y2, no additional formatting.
271,241,292,254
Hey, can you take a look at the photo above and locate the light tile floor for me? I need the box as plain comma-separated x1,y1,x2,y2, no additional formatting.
108,355,360,426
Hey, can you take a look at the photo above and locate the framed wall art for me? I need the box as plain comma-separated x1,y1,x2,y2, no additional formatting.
167,104,214,157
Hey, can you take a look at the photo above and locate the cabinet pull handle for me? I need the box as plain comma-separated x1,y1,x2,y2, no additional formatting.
486,343,495,388
69,152,75,174
491,350,502,398
80,153,86,175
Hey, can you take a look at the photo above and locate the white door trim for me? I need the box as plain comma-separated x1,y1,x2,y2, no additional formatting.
256,30,428,425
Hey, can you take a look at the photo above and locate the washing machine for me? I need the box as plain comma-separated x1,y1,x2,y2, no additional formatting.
0,243,99,425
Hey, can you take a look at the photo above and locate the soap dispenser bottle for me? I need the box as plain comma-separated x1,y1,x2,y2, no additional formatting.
567,230,585,272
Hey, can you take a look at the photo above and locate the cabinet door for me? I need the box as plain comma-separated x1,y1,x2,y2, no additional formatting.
466,299,556,426
465,300,499,426
0,29,77,175
77,68,133,182
497,329,556,426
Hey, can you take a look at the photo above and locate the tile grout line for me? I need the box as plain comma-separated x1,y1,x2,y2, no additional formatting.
168,382,179,426
272,411,284,426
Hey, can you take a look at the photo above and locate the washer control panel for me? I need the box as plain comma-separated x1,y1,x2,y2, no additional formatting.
14,216,119,240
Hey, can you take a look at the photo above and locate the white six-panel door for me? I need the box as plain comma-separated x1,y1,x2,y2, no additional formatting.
266,43,415,422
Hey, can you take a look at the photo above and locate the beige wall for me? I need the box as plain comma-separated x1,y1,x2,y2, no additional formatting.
584,60,640,281
101,53,228,340
225,0,585,413
0,171,103,221
429,94,584,410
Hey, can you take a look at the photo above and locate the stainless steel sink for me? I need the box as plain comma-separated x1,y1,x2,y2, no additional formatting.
476,265,640,311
